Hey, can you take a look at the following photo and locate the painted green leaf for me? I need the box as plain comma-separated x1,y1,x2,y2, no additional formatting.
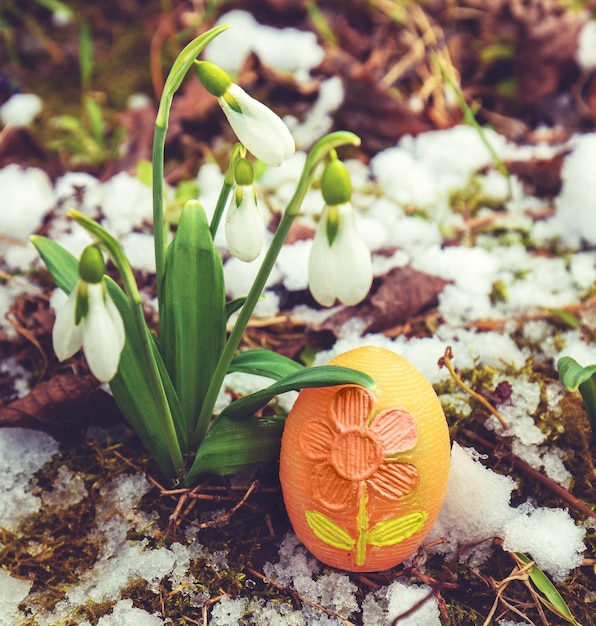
229,349,305,381
220,365,375,420
368,510,428,546
515,553,580,626
306,510,355,551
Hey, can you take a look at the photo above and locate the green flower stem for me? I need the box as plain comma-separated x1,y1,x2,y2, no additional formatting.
193,131,361,443
209,143,245,238
153,24,229,310
67,210,184,472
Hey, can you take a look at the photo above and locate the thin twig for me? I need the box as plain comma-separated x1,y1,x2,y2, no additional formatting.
439,346,509,429
192,480,259,529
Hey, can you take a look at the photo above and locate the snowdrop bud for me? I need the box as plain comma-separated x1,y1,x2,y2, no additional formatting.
234,157,255,186
225,159,264,262
195,61,232,97
321,151,352,206
78,245,105,284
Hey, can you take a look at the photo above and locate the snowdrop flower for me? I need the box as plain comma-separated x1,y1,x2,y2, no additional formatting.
196,61,294,166
225,158,264,262
52,245,125,383
308,154,373,306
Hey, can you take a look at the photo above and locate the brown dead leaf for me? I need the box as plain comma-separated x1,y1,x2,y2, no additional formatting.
315,266,449,337
0,374,122,435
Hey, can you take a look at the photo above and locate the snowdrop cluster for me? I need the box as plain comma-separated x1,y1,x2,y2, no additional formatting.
38,24,374,488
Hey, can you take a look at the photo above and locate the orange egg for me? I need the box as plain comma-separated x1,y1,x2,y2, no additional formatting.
279,345,451,572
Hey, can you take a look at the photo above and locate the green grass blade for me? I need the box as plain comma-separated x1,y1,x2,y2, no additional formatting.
516,553,580,626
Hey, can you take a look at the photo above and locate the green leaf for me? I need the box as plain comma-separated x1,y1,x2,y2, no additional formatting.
516,553,580,625
305,510,355,551
30,236,79,295
557,356,596,391
229,349,305,381
220,365,375,420
225,296,247,320
183,415,284,484
106,277,185,479
368,511,428,546
160,200,226,443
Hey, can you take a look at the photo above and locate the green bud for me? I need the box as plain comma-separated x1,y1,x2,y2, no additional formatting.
78,245,106,284
321,153,352,206
195,61,232,98
234,158,254,186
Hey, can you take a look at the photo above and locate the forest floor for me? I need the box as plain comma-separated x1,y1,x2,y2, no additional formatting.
0,1,595,625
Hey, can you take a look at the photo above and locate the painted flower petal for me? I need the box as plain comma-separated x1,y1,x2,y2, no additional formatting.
219,84,295,166
298,418,336,461
52,285,83,361
330,385,375,431
370,408,418,455
368,461,420,501
312,462,357,512
81,283,124,382
225,185,264,262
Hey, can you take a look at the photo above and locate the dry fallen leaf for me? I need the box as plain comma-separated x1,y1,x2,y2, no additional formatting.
315,266,449,336
0,374,122,435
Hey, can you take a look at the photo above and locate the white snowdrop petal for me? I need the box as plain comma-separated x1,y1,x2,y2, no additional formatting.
225,186,265,262
52,287,83,361
81,284,123,382
308,203,372,307
219,84,295,166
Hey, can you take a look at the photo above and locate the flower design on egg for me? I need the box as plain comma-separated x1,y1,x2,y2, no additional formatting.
298,385,420,512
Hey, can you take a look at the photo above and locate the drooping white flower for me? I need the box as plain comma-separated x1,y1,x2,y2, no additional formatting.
218,84,295,166
225,184,264,262
308,202,373,307
196,61,294,166
53,280,125,383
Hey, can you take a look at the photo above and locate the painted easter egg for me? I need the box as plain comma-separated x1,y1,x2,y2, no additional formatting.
279,345,450,572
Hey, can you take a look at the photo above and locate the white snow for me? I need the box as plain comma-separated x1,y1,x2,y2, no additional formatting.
577,20,596,69
0,428,59,531
0,165,55,241
0,570,32,626
427,443,586,580
206,10,324,80
0,93,43,127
